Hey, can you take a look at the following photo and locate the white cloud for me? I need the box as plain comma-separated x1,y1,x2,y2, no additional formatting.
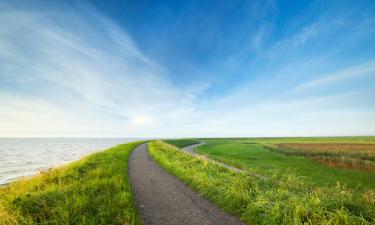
0,2,208,137
294,60,375,92
270,21,323,53
0,1,374,138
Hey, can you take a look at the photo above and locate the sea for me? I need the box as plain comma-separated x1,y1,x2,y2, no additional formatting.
0,138,140,185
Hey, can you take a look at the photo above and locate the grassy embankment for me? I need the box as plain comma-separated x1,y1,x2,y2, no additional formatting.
163,138,200,148
151,140,375,224
0,141,145,225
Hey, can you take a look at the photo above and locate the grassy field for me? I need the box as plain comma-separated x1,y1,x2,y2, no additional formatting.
0,141,145,225
269,143,375,172
150,140,374,224
195,139,375,191
224,137,375,173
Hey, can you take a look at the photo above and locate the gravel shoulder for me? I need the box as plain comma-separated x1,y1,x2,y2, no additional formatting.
128,143,246,225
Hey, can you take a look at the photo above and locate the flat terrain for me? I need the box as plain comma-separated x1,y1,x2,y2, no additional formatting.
197,138,375,190
274,143,375,172
128,143,245,225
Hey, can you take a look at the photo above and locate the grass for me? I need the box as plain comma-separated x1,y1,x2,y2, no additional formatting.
163,138,200,148
195,139,375,191
202,137,375,144
149,140,375,225
0,141,145,225
268,143,375,172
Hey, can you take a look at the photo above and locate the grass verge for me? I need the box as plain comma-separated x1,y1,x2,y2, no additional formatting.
149,140,374,225
0,141,145,225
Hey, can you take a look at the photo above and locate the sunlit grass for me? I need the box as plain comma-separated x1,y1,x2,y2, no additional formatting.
0,141,145,225
149,140,374,225
196,139,375,190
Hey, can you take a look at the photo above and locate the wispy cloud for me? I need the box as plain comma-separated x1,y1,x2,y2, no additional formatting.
0,2,208,137
273,21,322,51
294,60,375,92
0,0,374,137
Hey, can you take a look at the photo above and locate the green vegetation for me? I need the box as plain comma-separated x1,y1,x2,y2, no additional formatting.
268,143,375,172
201,136,375,144
196,139,375,190
0,141,145,225
149,140,375,225
163,138,200,148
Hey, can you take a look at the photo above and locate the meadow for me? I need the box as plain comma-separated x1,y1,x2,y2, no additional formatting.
156,137,375,224
196,138,375,191
0,141,144,225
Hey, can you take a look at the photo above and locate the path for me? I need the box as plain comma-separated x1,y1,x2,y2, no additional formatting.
181,141,268,180
180,141,206,155
128,143,246,225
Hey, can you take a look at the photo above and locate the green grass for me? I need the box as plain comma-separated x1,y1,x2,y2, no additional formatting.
200,137,375,144
163,138,200,148
196,140,375,191
149,140,375,225
0,141,145,225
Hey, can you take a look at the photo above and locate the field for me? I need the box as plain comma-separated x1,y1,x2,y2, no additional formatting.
0,141,144,225
195,138,375,190
270,143,375,172
158,137,375,224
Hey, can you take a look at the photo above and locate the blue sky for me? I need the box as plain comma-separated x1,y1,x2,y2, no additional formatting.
0,0,375,137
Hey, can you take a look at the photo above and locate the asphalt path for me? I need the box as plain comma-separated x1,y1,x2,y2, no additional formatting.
181,142,267,180
128,143,246,225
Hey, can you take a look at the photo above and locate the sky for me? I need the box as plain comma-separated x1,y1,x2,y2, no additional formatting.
0,0,375,137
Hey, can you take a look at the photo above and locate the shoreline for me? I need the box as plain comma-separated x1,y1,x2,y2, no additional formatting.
0,138,142,187
0,141,145,224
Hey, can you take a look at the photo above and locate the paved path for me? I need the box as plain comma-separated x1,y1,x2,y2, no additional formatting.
180,141,206,155
181,142,268,180
128,143,246,225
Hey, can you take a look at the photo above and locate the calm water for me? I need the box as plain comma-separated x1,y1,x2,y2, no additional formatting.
0,138,139,185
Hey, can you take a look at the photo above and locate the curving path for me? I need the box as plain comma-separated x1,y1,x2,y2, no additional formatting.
181,141,268,180
128,143,246,225
180,141,206,155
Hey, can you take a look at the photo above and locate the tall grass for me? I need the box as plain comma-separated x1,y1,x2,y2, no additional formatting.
0,141,145,225
149,141,374,225
268,143,375,173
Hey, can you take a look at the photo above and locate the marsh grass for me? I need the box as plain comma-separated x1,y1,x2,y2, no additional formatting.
268,143,375,172
149,141,375,225
0,141,145,225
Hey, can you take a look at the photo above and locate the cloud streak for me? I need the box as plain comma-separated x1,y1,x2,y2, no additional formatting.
294,61,375,92
0,1,374,137
0,2,207,137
